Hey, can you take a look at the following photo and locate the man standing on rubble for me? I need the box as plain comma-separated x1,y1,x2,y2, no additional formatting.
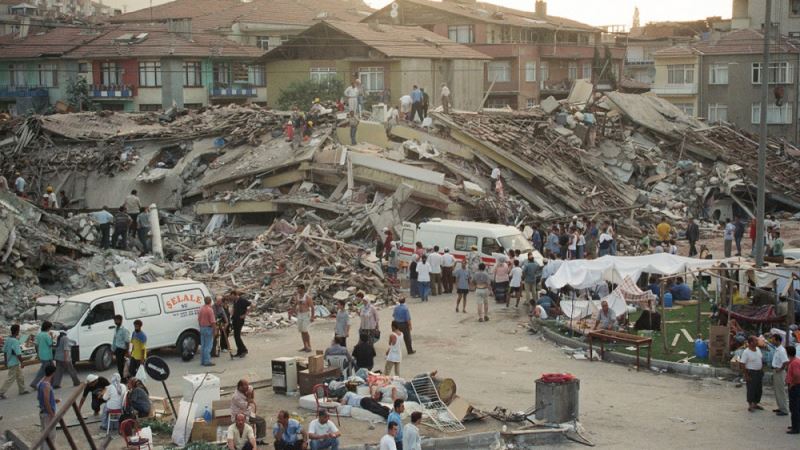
723,218,735,258
546,226,560,259
441,248,455,294
686,218,700,257
137,206,151,255
734,216,746,256
656,217,672,243
440,82,451,114
421,88,429,119
345,81,359,114
14,172,25,197
290,284,315,353
427,246,443,296
125,190,142,238
112,206,131,250
91,206,113,249
348,111,359,145
231,292,251,358
410,85,423,122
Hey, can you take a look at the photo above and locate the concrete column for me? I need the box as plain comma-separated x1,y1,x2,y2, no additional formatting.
149,203,163,259
161,58,184,110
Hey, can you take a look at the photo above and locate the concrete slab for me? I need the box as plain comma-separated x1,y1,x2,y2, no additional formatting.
349,153,445,185
566,79,593,107
336,120,391,148
540,96,560,114
390,125,474,160
195,200,282,215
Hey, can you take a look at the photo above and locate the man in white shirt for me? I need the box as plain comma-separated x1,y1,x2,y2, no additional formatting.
427,246,443,296
770,334,790,416
379,422,399,450
740,336,764,412
227,413,257,450
344,81,359,113
490,167,501,180
416,255,432,302
307,410,340,450
508,260,523,308
402,411,422,450
441,248,456,294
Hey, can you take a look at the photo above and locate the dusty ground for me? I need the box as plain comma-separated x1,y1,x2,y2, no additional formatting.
1,289,799,449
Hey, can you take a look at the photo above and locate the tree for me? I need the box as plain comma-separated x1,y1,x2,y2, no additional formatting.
66,76,94,112
276,78,345,110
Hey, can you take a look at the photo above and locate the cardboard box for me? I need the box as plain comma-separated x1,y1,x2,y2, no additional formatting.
708,325,729,364
308,354,324,374
298,367,341,395
191,417,231,443
212,400,230,419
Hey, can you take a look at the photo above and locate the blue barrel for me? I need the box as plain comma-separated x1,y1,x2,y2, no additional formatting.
663,292,673,308
694,339,709,359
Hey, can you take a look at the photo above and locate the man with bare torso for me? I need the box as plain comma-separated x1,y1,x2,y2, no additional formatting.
290,284,315,352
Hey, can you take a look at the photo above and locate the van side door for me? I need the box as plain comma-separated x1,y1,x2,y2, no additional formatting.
121,295,161,348
399,222,417,262
80,300,116,356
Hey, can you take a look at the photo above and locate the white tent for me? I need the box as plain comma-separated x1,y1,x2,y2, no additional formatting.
545,253,720,290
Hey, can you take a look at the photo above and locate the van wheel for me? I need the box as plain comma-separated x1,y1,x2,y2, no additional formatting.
93,345,113,371
177,330,199,355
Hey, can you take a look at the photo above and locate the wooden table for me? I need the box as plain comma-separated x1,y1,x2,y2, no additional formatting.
586,329,652,371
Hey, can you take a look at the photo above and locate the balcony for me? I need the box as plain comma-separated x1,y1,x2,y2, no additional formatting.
652,84,698,96
625,58,654,66
0,86,49,99
90,84,134,99
209,83,258,98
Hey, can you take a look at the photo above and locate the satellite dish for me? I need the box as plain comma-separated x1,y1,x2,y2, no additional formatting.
391,2,398,9
390,9,398,18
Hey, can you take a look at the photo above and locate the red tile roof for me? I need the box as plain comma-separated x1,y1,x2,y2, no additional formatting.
693,28,799,55
265,20,490,61
0,26,101,58
654,45,699,57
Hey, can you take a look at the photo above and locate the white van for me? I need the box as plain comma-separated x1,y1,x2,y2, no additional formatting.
398,219,540,266
46,279,212,370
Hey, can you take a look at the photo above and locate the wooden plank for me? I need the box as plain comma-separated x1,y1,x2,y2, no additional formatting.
671,333,681,347
680,328,694,343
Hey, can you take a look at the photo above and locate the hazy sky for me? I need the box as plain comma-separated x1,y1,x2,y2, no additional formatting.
107,0,733,28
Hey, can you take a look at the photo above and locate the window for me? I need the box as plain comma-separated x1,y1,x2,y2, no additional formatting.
454,235,478,252
248,64,265,86
527,99,536,108
793,0,800,15
667,64,694,84
256,36,270,50
481,237,502,256
448,25,474,44
122,295,161,320
709,64,728,84
101,62,120,85
488,61,511,82
78,62,89,73
183,61,202,87
486,98,509,108
82,301,115,326
582,63,592,79
752,62,794,84
752,102,792,124
524,62,536,82
9,64,24,87
37,64,57,87
139,61,161,87
280,35,291,44
540,61,549,85
213,62,230,86
310,67,337,84
707,104,728,123
674,103,695,116
358,67,384,93
139,104,161,112
568,62,578,80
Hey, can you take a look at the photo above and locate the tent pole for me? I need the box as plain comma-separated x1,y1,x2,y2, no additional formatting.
660,279,668,353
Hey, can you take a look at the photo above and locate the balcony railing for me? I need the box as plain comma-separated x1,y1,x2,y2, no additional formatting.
652,84,698,95
625,59,654,65
90,84,134,98
209,84,258,97
0,86,49,98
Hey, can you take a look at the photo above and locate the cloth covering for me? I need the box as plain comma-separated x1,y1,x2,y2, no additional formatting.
559,276,655,320
545,254,718,290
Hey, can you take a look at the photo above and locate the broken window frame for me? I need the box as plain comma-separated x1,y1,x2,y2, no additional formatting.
707,103,728,123
37,63,57,87
666,64,694,85
708,63,728,85
751,102,792,124
752,61,794,84
488,61,511,82
183,61,202,87
448,25,474,44
138,61,162,87
358,67,384,93
100,62,121,86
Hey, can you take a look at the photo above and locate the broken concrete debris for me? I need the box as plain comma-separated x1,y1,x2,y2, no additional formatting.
2,89,800,324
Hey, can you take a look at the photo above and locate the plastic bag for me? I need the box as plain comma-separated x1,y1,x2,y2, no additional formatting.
135,364,148,383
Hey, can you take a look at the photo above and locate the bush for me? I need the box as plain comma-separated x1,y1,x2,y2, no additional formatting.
276,78,345,110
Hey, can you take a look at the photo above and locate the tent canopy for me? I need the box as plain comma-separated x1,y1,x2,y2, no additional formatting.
545,253,719,290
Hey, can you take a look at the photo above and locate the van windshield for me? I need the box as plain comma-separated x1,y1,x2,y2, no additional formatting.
48,302,89,330
498,234,533,253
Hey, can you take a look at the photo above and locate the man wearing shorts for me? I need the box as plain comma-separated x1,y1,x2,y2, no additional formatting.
454,260,471,313
509,259,523,308
473,263,493,322
290,284,315,352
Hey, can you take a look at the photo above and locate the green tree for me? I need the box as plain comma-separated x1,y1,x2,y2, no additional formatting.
65,76,94,112
276,78,345,110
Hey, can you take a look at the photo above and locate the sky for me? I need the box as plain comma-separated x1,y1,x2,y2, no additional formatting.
107,0,733,28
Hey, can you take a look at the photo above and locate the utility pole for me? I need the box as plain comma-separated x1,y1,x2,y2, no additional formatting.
755,0,771,267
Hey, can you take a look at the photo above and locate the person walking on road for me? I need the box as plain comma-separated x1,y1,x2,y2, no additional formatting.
37,365,58,450
441,248,455,293
740,336,764,412
30,321,55,390
453,260,470,313
358,293,380,344
52,331,79,389
232,292,251,358
384,322,403,376
473,263,492,322
198,297,216,367
785,345,800,434
0,324,29,399
392,298,414,354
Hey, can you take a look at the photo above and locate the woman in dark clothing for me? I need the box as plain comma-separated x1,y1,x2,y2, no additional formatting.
352,334,376,371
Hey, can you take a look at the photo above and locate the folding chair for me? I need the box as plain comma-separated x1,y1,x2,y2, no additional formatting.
312,384,341,426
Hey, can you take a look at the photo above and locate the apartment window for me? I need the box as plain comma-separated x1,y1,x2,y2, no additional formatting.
752,102,792,124
448,25,474,44
568,62,578,80
78,62,89,73
358,67,384,93
9,64,24,87
792,0,800,15
752,62,794,84
524,62,536,82
526,99,536,108
138,61,161,87
674,103,695,116
488,61,511,82
139,104,161,112
486,98,509,108
707,104,728,123
248,64,266,86
667,64,694,84
709,64,728,84
582,63,592,79
310,67,337,84
280,35,290,44
182,61,202,87
213,62,230,85
101,62,120,85
256,36,270,50
37,63,57,87
540,61,549,84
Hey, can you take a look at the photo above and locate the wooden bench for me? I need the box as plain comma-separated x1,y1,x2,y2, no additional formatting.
586,329,652,371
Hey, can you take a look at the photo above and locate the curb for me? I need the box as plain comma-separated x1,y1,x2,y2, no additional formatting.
541,327,737,378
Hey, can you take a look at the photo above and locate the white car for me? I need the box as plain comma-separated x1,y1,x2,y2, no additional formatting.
782,248,800,261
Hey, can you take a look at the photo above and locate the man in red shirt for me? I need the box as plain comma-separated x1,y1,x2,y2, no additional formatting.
787,345,800,434
198,296,216,367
